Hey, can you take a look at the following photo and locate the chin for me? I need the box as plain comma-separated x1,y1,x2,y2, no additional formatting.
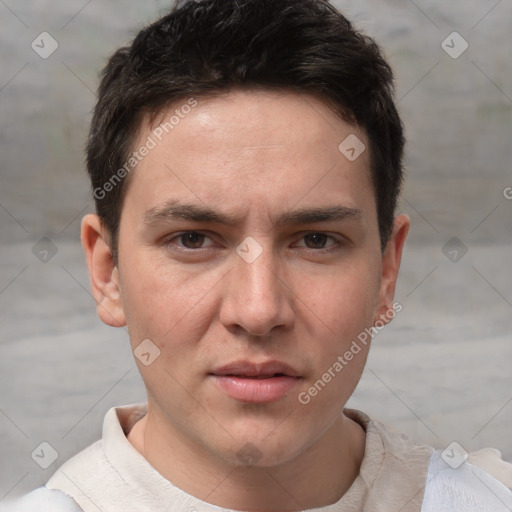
214,425,309,469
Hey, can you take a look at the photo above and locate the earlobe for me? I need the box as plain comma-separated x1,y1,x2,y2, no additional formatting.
81,214,126,328
374,214,410,325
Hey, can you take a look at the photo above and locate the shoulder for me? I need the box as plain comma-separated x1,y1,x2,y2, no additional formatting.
347,409,512,510
421,449,512,511
0,487,83,512
45,438,112,496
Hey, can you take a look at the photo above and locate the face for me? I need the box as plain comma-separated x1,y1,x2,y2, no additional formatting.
83,88,408,467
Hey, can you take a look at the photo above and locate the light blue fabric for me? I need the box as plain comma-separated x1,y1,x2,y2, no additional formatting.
0,487,83,512
420,450,512,512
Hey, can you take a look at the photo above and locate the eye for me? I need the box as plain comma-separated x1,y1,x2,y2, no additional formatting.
294,232,340,250
163,231,344,253
166,231,215,250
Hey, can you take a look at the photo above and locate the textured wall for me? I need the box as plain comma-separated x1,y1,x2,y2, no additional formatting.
0,0,511,500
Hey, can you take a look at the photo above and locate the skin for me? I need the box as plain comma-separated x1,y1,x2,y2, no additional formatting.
82,88,409,511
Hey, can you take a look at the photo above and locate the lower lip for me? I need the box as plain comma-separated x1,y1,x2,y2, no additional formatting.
211,375,301,403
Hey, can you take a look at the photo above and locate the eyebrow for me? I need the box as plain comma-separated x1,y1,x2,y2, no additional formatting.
142,199,363,228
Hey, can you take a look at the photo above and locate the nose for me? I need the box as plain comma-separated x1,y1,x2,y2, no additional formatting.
219,243,295,337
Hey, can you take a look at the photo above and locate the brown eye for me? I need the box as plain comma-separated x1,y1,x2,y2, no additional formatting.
179,232,206,249
303,233,330,249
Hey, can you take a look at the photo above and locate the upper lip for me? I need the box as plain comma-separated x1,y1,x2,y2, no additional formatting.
210,360,301,378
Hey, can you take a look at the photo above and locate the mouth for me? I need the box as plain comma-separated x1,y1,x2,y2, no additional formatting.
221,373,289,379
209,360,302,403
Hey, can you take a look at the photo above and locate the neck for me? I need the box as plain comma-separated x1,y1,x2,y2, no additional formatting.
127,408,365,511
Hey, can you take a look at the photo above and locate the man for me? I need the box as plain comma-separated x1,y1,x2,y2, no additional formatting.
4,0,511,510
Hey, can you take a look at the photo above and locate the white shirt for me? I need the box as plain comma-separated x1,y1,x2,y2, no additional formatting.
2,403,511,511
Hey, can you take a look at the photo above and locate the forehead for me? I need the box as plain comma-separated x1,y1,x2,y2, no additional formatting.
123,88,374,223
147,88,360,155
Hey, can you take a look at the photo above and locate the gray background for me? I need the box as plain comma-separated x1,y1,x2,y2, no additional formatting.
1,0,511,500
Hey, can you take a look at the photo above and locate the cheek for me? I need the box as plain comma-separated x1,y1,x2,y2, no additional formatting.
297,271,376,416
118,253,222,347
299,258,380,342
118,259,220,397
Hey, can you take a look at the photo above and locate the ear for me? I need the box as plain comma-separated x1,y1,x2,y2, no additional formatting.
374,214,410,325
81,214,126,327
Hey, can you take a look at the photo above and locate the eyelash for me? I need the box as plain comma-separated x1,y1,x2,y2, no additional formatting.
164,231,344,253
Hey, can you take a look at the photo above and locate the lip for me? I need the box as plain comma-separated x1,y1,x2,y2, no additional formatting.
211,360,301,378
209,360,302,403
